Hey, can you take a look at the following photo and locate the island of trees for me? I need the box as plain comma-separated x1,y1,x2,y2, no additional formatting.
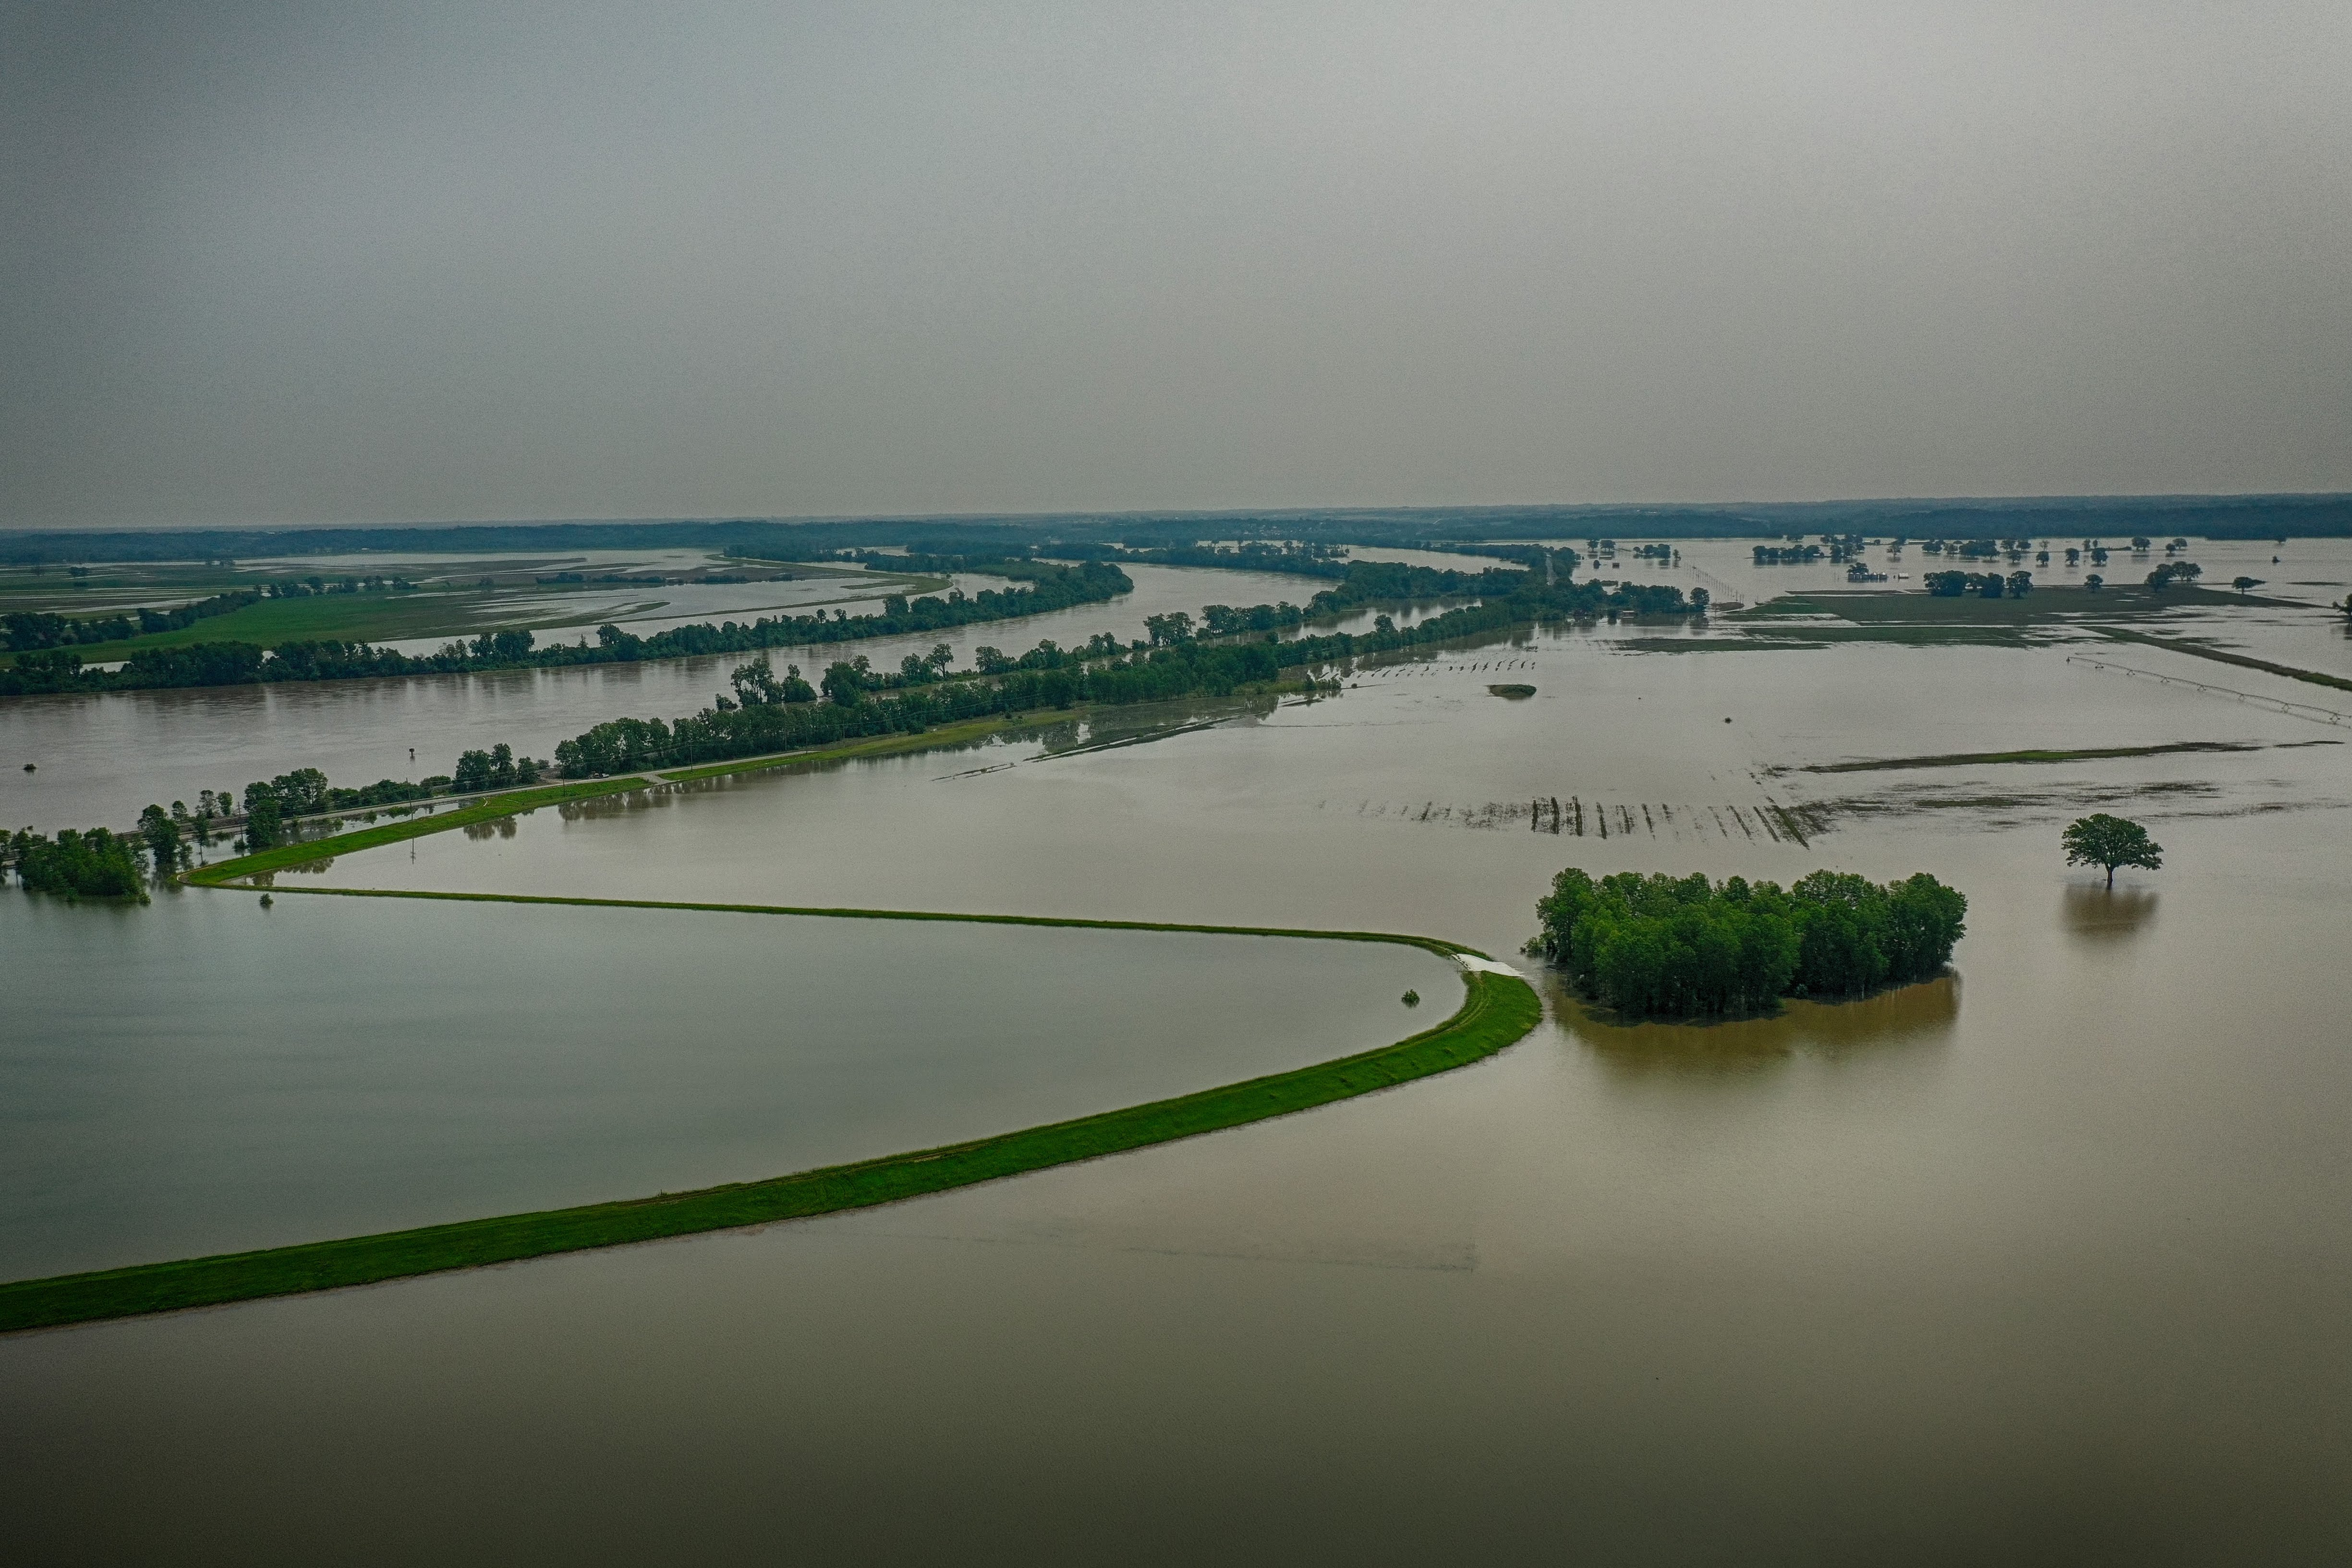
1526,867,1968,1021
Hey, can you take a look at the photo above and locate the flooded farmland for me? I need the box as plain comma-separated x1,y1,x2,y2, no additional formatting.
4,556,2350,1562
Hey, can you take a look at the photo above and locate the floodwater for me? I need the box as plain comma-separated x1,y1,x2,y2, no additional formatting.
0,890,1455,1280
5,565,2352,1562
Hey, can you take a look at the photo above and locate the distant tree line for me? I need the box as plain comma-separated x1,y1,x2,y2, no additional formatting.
1526,867,1968,1020
1429,542,1583,571
2,589,263,653
1047,541,1355,577
0,562,1130,698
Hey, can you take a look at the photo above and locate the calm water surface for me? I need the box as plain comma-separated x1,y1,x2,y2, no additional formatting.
0,891,1455,1279
5,584,2351,1562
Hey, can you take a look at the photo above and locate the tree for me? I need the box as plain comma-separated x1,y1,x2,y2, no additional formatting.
2084,573,2104,592
2232,576,2263,594
242,783,283,849
137,803,182,872
821,657,870,706
2063,814,2163,889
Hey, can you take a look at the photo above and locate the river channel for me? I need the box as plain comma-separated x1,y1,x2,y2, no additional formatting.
4,559,2350,1562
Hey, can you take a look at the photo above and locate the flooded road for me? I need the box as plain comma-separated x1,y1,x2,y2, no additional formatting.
5,569,2351,1562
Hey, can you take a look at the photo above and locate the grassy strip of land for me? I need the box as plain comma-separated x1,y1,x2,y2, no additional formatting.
181,719,1051,880
1799,741,2272,774
2096,630,2352,695
1613,638,1827,654
0,894,1542,1332
656,712,1031,783
178,778,655,885
182,700,1270,882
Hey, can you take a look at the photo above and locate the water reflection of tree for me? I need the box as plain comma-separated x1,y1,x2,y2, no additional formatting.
1559,972,1960,1078
2061,884,2159,943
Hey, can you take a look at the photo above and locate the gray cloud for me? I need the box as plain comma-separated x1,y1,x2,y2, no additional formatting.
4,0,2348,526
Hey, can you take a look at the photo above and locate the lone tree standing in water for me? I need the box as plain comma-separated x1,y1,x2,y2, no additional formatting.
2064,814,2164,889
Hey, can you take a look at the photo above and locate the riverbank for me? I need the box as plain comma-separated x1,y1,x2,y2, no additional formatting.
0,893,1540,1331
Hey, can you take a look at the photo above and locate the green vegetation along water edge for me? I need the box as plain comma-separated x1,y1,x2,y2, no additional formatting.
0,559,1129,697
0,891,1542,1332
174,778,655,886
1527,867,1967,1021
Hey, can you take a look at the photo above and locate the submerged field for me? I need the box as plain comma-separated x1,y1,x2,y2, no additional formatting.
5,538,2352,1558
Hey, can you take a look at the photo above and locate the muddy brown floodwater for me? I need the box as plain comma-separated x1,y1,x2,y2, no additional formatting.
4,585,2351,1564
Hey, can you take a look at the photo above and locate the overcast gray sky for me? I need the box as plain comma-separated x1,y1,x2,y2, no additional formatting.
4,1,2348,527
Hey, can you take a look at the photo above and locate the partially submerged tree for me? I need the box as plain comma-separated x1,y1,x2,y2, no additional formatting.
2063,814,2163,889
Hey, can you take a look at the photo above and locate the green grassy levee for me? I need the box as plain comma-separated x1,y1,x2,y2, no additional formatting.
0,891,1542,1333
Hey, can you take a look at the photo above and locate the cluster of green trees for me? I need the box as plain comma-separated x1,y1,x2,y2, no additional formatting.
1924,570,2033,598
2145,562,2202,590
0,561,1131,697
1526,867,1968,1020
1429,542,1581,571
1197,557,1698,642
232,760,523,848
1009,541,1357,579
7,827,147,900
1754,544,1825,564
1,589,263,653
450,744,546,794
552,639,1295,776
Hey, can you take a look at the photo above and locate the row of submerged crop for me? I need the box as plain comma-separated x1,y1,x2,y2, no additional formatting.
1526,868,1967,1020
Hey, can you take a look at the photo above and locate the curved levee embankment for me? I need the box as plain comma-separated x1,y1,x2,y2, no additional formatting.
0,890,1543,1333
